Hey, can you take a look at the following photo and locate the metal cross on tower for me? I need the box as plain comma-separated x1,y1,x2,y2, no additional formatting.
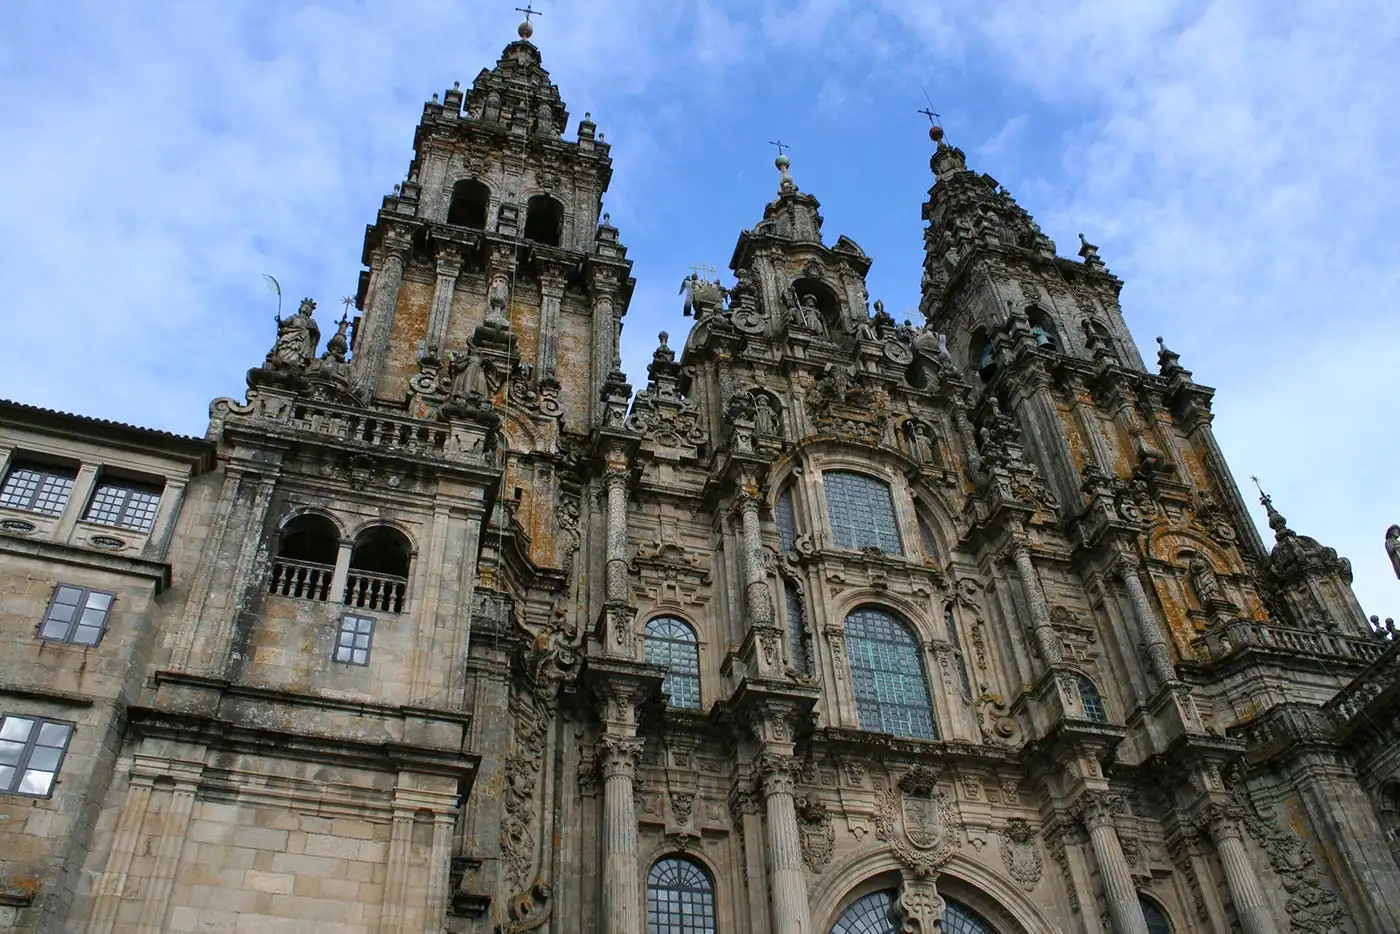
918,106,941,126
768,139,790,157
515,2,541,24
690,262,717,282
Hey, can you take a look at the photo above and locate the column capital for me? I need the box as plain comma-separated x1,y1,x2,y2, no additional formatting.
1071,791,1124,832
1200,802,1248,842
756,752,801,798
599,736,645,780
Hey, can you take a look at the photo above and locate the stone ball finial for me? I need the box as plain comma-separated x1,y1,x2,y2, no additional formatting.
659,331,669,344
929,124,945,144
518,19,534,39
775,153,791,171
453,81,461,90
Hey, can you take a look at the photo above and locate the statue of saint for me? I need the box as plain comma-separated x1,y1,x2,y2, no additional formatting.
270,298,320,369
754,395,780,437
1189,556,1224,606
1386,524,1400,580
909,422,936,464
800,294,826,335
449,342,492,401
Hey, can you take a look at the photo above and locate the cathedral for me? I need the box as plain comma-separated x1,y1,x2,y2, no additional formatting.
4,14,1400,934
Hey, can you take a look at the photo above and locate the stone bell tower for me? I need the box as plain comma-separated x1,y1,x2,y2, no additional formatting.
347,16,634,433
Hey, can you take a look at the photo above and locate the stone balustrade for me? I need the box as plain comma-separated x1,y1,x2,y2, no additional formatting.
1194,620,1390,665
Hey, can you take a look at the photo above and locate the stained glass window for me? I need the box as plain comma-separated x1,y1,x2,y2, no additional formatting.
645,617,701,710
943,900,998,934
824,471,902,554
0,715,74,798
785,581,807,674
776,487,797,552
1077,676,1108,723
844,607,937,740
646,856,715,934
0,462,75,516
1141,897,1173,934
918,514,939,564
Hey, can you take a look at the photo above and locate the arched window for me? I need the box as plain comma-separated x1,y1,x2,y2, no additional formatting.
824,471,902,554
775,487,797,552
346,526,411,614
1077,675,1108,723
830,891,998,934
270,514,340,601
1082,318,1114,355
844,608,937,740
644,617,701,710
970,331,997,383
784,581,807,674
917,514,939,564
1140,897,1173,934
646,856,715,934
446,179,490,228
524,194,564,246
1027,306,1060,352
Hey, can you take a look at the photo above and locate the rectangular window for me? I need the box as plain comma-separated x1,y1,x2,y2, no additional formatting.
39,585,114,646
0,462,76,516
824,470,903,554
333,614,375,665
84,479,162,532
0,715,74,797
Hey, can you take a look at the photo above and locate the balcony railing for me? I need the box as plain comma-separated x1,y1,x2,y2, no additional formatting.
344,569,407,614
288,402,450,458
1194,620,1391,666
269,558,334,602
268,558,407,614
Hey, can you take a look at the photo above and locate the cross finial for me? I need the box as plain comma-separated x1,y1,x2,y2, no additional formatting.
690,262,717,282
340,295,355,324
515,2,540,23
768,139,789,157
918,106,941,125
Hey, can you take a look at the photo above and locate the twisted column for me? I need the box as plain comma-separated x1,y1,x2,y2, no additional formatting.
758,754,813,934
601,737,645,934
1075,794,1149,934
737,489,773,628
603,464,629,605
1204,806,1281,934
1116,552,1178,684
1008,540,1063,665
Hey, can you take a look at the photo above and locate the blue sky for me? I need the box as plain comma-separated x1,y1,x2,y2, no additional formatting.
1,1,1396,618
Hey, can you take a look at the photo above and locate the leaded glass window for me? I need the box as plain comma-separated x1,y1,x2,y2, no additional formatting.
1141,897,1173,934
0,715,74,797
844,607,936,740
943,900,998,934
824,471,902,554
84,479,162,532
1078,676,1108,723
646,856,715,934
0,462,76,516
785,581,807,674
918,514,939,564
776,487,797,552
831,889,899,934
644,617,701,710
39,585,114,646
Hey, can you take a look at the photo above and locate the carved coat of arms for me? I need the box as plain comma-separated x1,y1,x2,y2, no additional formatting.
874,766,960,876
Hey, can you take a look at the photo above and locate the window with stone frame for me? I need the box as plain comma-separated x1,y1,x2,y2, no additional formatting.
645,856,716,934
831,891,999,934
333,614,375,666
38,584,115,646
644,616,701,710
775,486,798,552
1141,897,1173,934
1076,675,1108,723
84,477,162,532
824,471,903,554
784,581,808,674
0,714,74,798
0,460,76,516
844,606,937,740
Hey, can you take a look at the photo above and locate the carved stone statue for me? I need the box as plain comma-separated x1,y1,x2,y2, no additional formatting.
782,286,803,330
449,341,492,401
1189,556,1224,607
855,317,877,342
270,298,320,369
310,317,350,383
754,394,780,437
800,294,826,335
1387,525,1400,580
909,422,936,465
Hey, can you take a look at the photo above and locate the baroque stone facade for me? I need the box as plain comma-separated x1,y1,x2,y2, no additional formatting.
2,18,1399,934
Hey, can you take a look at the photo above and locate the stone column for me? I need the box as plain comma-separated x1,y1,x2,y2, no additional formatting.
56,463,99,542
329,538,354,606
603,462,629,605
737,490,773,628
379,802,417,934
600,736,645,934
1075,794,1149,934
87,772,156,934
424,251,462,356
143,477,187,559
1115,553,1178,684
589,271,621,426
1204,806,1282,934
757,754,814,934
1008,540,1063,665
135,766,202,933
949,399,985,480
353,237,409,399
